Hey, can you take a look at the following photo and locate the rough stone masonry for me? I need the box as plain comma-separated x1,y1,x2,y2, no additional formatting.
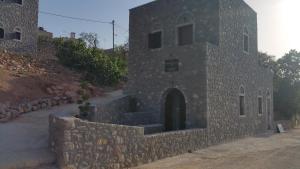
49,0,274,169
0,0,39,56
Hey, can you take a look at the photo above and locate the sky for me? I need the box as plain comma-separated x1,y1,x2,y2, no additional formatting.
39,0,300,59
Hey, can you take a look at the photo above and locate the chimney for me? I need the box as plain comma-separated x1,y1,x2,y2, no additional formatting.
70,32,76,39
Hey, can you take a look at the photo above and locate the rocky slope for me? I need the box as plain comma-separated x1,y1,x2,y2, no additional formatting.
0,50,105,122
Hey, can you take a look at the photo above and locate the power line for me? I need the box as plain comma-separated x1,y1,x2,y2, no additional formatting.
39,11,112,24
115,23,129,33
39,10,129,50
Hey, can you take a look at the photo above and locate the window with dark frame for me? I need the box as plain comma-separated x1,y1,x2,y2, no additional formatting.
178,24,193,46
243,27,249,53
15,31,21,40
258,97,263,115
0,28,4,39
148,31,162,49
240,96,245,116
14,0,23,5
14,28,21,41
239,86,245,116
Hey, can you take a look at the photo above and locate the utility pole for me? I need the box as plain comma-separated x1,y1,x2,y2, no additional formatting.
112,20,115,52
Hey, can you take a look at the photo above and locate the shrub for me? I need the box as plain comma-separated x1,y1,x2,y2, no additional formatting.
53,38,127,86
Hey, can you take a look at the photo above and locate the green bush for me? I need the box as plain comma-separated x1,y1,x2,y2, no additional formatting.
53,38,127,86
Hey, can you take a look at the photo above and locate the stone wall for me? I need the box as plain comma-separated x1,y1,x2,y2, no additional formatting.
37,37,57,60
126,0,274,133
0,95,74,123
0,0,39,56
126,0,221,129
89,95,160,126
206,0,274,145
49,112,208,169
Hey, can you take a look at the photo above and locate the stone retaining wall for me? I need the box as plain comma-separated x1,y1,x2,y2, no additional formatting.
0,96,73,122
37,37,57,61
49,113,208,169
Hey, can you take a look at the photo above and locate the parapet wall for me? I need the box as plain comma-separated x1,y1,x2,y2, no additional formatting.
49,113,208,169
89,95,159,126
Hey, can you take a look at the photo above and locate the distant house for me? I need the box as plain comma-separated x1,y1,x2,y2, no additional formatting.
0,0,39,56
38,27,53,39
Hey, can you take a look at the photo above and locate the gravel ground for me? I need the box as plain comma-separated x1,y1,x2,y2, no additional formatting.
133,128,300,169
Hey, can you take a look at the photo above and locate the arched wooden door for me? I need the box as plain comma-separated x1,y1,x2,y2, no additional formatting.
164,89,186,131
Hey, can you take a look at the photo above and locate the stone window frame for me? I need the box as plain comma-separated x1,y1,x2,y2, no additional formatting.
243,26,249,54
176,22,195,46
239,85,246,117
13,27,22,41
148,29,163,51
258,90,263,116
0,22,4,40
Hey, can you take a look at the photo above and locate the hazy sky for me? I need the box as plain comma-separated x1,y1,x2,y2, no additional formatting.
39,0,300,58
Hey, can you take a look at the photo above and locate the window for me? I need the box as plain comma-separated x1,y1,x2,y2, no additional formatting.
239,86,245,116
0,23,3,39
243,27,249,53
14,0,23,5
258,97,263,115
258,90,263,115
148,31,162,49
0,28,4,39
13,27,21,41
177,24,193,46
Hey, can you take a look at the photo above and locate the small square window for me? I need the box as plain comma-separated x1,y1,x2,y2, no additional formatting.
148,31,162,49
178,24,193,46
14,32,21,40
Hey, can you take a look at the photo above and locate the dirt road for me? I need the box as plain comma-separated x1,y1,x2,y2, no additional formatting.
133,129,300,169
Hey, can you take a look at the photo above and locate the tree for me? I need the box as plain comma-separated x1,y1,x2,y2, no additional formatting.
79,32,99,48
258,52,276,69
272,50,300,120
277,50,300,83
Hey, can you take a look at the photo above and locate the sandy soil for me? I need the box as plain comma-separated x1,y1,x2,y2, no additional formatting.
133,129,300,169
0,52,104,107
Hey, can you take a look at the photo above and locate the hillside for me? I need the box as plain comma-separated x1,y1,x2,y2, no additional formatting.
0,50,110,121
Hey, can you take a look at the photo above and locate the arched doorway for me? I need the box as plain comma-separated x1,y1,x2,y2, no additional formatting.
164,89,186,131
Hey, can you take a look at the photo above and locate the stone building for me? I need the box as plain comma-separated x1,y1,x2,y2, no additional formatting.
126,0,274,141
0,0,39,56
49,0,275,168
